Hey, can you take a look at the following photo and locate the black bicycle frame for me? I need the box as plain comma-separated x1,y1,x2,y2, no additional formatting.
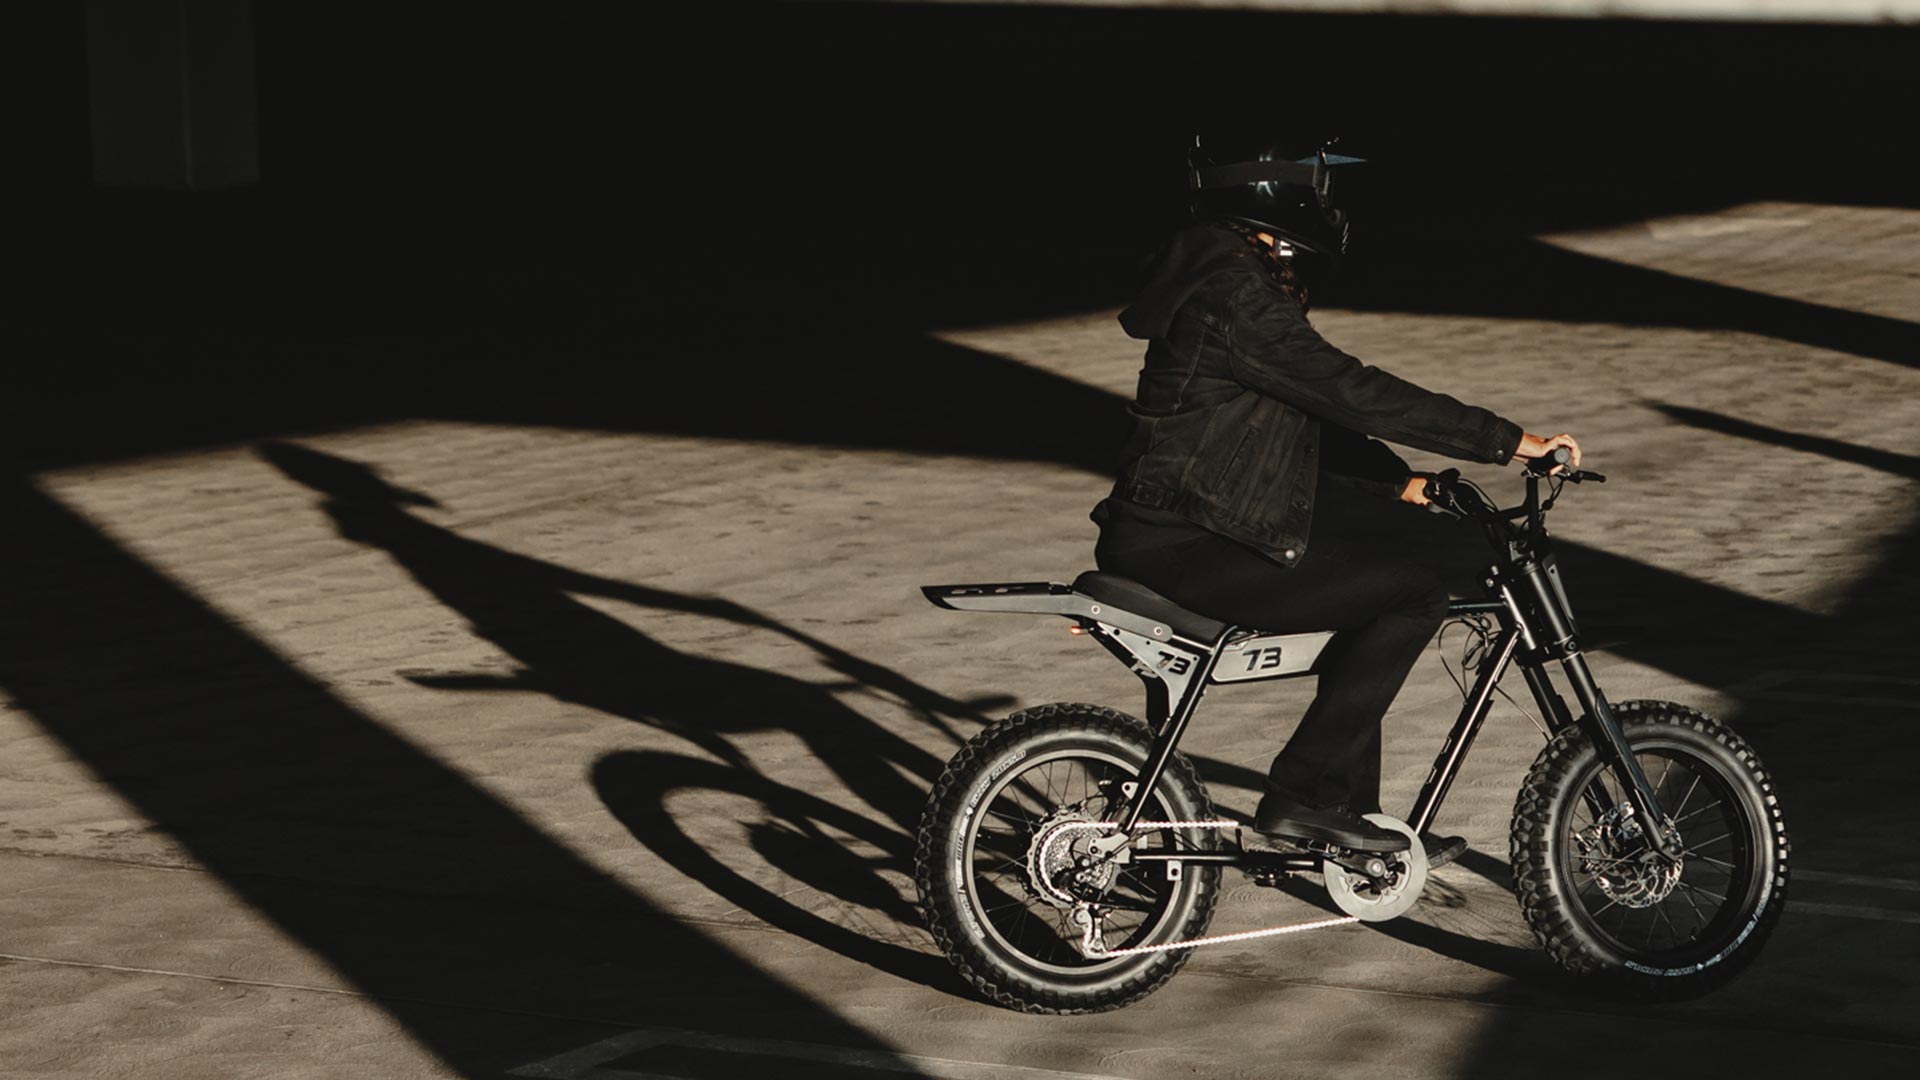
1107,508,1679,865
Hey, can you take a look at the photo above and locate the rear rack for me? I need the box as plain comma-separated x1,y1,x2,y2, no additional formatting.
921,581,1185,643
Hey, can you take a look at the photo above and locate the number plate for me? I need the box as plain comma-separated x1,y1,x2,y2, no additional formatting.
1211,631,1335,683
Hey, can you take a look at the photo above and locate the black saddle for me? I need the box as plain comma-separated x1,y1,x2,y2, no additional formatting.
1072,571,1229,643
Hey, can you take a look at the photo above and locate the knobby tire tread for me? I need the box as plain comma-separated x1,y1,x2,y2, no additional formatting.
1509,699,1789,998
914,703,1221,1014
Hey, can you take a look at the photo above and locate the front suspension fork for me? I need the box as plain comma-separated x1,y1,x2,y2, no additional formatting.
1558,652,1680,857
1513,560,1677,856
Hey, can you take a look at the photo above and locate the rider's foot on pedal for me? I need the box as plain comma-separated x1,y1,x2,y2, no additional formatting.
1421,832,1468,869
1253,795,1411,852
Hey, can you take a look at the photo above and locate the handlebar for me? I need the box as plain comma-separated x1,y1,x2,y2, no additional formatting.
1422,448,1607,528
1523,446,1607,485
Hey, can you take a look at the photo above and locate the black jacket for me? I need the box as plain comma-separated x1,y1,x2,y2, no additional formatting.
1102,225,1523,567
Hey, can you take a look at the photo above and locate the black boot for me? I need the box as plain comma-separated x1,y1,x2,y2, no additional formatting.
1254,794,1411,853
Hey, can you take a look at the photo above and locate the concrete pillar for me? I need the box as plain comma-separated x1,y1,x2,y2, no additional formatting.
86,0,259,189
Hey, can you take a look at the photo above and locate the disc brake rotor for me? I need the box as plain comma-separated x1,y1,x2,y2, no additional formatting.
1577,802,1683,908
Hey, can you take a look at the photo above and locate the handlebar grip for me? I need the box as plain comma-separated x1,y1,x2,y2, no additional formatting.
1523,447,1572,477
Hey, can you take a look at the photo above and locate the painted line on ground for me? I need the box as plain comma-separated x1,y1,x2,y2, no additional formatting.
508,1027,1127,1080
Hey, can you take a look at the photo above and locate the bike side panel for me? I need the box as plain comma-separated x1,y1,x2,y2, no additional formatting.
1211,631,1334,683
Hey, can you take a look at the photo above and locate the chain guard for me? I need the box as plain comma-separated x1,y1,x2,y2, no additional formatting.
1323,814,1428,922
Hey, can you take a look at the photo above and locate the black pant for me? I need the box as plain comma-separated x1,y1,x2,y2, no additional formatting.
1095,523,1448,814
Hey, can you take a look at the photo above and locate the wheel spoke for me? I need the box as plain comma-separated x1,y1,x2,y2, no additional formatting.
1672,803,1720,827
1675,880,1709,933
1671,774,1703,820
1674,879,1728,903
1654,754,1675,798
982,806,1035,830
1652,899,1679,945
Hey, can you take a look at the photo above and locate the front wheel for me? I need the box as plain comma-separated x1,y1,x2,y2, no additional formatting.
915,703,1221,1013
1511,700,1789,996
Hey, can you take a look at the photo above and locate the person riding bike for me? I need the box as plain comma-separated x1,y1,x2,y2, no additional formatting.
1092,139,1582,861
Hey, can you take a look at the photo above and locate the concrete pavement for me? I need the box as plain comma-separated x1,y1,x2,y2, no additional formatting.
3,199,1917,1077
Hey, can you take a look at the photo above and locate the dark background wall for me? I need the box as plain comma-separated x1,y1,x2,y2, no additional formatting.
23,1,1919,467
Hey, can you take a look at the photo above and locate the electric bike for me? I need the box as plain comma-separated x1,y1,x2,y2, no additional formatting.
913,452,1788,1013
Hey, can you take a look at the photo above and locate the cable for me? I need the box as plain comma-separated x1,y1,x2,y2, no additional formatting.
1436,613,1551,739
1436,615,1489,702
1499,683,1552,739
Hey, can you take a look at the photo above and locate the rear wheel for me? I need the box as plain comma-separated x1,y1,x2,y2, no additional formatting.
915,704,1221,1013
1512,700,1788,996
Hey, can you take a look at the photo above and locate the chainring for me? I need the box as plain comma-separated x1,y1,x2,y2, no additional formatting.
1323,814,1428,922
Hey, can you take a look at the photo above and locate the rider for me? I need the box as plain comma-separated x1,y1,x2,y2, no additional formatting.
1092,139,1581,860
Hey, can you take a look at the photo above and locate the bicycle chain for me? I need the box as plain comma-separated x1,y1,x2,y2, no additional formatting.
1031,820,1362,958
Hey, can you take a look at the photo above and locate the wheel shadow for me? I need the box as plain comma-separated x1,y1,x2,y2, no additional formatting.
259,441,1001,988
591,749,966,994
259,441,998,831
0,471,944,1077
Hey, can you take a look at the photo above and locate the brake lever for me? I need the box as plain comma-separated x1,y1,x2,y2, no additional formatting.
1423,469,1466,518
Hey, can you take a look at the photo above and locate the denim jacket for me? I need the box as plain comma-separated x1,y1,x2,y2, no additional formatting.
1103,225,1522,567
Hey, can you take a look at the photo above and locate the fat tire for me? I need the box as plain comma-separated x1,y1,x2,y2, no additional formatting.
1510,699,1789,997
914,703,1221,1014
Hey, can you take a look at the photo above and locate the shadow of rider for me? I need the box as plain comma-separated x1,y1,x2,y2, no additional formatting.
257,440,993,826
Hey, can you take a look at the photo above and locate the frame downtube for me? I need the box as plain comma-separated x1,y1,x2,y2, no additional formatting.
1409,629,1519,836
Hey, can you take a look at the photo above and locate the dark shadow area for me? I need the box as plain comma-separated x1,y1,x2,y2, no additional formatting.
592,749,962,993
1350,236,1920,371
24,4,1920,471
0,470,939,1078
258,441,993,825
18,0,1920,1065
260,441,1003,988
1650,403,1920,478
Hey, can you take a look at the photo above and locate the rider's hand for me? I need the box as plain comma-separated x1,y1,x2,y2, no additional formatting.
1515,432,1582,472
1399,473,1432,506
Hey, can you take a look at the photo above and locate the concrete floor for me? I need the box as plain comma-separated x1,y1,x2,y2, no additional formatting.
3,199,1917,1078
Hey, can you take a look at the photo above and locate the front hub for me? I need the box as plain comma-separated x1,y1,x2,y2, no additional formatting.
1578,803,1684,907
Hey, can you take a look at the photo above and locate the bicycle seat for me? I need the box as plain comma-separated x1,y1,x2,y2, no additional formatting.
1072,572,1229,643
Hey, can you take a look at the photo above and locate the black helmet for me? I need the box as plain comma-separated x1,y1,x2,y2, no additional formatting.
1188,139,1364,262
